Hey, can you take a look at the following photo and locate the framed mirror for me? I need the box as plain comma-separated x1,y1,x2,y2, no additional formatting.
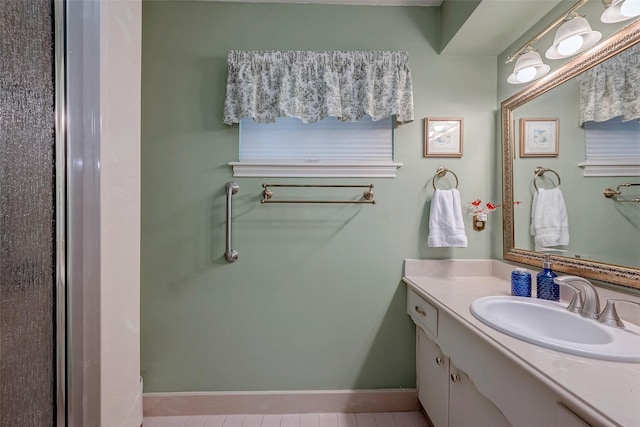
501,20,640,289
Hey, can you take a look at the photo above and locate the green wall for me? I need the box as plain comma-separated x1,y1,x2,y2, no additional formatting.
141,0,497,392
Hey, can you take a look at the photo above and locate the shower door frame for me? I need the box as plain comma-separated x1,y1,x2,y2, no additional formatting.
56,0,102,426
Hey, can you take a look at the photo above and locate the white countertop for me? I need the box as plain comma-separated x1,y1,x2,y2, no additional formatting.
403,259,640,427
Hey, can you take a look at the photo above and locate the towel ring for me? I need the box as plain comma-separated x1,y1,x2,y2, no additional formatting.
432,167,459,190
533,167,561,191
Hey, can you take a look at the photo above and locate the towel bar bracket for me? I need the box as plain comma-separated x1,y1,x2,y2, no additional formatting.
603,188,619,198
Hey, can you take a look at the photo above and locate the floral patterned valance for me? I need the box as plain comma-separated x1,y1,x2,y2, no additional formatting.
223,50,414,125
578,43,640,125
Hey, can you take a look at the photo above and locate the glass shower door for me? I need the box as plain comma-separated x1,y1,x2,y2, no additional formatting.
0,0,56,425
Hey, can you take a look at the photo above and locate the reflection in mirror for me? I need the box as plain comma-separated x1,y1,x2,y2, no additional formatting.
502,20,640,289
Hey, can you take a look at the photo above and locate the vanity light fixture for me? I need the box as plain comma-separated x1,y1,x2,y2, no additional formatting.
505,0,635,84
545,14,602,59
601,0,640,22
507,49,550,84
505,0,589,84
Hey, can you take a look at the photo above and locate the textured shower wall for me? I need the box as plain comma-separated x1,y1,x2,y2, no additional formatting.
0,0,55,425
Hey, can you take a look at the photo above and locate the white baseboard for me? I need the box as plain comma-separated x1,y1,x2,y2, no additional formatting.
143,389,419,417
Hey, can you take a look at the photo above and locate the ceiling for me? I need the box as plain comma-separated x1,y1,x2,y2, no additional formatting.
439,0,564,55
203,0,565,56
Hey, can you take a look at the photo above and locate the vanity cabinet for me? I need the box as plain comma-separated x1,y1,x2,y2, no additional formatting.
415,329,448,427
416,323,511,427
408,287,596,427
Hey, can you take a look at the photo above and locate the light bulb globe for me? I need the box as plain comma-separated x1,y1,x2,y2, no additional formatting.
621,0,640,17
516,66,537,83
557,35,584,56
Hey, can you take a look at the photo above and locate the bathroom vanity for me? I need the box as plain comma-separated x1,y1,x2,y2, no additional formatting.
403,259,640,427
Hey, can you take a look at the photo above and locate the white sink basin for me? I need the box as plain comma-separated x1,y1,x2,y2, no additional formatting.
470,296,640,362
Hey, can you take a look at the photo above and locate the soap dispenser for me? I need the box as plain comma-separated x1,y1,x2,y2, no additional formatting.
536,253,558,301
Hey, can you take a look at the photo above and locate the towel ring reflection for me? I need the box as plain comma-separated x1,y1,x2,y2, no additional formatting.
533,166,561,191
432,167,459,190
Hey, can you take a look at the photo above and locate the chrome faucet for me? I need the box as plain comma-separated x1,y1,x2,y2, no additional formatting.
552,280,583,314
553,276,601,319
598,299,640,328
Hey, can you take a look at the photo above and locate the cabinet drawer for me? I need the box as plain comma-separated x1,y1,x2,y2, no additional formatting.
408,289,438,336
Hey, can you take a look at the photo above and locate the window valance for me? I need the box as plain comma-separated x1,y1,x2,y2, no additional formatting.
578,43,640,125
223,50,414,125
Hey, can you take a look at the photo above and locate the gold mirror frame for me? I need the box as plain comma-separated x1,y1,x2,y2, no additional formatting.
501,20,640,290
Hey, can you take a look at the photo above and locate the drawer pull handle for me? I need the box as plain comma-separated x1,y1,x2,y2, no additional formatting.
435,356,444,366
414,305,427,316
450,373,461,383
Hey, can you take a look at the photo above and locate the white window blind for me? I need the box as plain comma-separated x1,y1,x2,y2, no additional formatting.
579,118,640,176
229,115,402,178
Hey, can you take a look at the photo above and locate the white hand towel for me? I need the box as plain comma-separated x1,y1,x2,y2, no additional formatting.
428,188,468,248
530,187,570,251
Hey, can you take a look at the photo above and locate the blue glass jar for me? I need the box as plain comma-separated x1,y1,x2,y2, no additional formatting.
511,268,532,297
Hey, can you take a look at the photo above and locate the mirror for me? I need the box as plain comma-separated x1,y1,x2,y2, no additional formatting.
501,20,640,289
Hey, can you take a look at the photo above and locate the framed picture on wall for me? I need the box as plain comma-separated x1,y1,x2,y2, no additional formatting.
424,117,463,157
520,118,559,157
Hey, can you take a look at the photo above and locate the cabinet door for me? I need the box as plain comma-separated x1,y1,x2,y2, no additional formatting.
417,328,449,427
556,404,591,427
449,361,512,427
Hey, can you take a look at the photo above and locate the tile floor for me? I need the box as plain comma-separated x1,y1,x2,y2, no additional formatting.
143,411,429,427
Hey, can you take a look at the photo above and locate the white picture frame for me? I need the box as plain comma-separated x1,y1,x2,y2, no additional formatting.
424,117,463,157
520,118,559,157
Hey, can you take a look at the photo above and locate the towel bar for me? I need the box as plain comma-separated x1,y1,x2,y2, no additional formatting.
261,183,376,204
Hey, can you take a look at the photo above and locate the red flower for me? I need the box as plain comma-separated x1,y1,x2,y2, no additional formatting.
486,202,499,210
470,199,481,206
